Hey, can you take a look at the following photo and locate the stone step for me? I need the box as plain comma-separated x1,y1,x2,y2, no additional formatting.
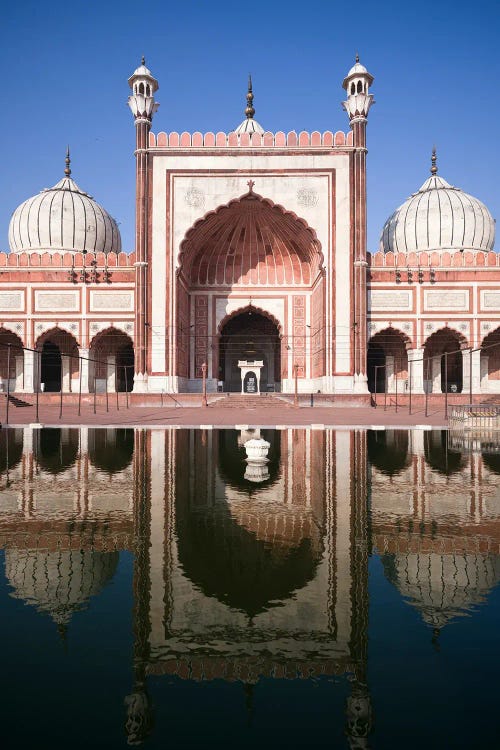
208,394,292,408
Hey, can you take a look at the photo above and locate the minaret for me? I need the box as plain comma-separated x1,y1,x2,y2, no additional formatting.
128,58,159,392
342,56,374,392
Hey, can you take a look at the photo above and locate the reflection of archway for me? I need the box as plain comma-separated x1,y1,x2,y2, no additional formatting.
36,428,79,475
219,309,281,392
367,328,409,394
89,328,134,393
368,430,410,476
36,328,79,393
174,429,323,616
0,428,23,474
424,328,465,393
424,431,467,476
88,429,134,474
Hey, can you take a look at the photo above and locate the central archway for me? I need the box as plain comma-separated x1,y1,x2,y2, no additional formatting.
219,309,281,392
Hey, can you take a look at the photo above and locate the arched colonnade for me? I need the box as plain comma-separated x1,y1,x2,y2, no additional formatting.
0,325,134,394
367,325,500,395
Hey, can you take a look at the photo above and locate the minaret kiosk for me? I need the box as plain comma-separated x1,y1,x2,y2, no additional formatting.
342,56,374,392
128,58,159,392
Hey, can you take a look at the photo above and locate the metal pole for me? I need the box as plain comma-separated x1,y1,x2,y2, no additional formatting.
395,357,398,413
469,346,473,405
201,362,207,407
115,364,119,411
408,355,412,416
59,357,63,420
444,351,448,419
424,357,429,418
6,343,11,425
294,363,299,407
35,350,40,423
384,364,387,411
105,359,109,413
78,356,82,418
124,365,129,409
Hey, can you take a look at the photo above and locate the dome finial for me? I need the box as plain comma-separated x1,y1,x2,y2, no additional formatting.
141,55,145,65
65,146,71,177
355,52,360,63
245,73,255,120
430,146,438,175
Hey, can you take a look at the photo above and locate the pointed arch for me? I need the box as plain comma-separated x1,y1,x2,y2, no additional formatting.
178,190,324,287
217,304,283,336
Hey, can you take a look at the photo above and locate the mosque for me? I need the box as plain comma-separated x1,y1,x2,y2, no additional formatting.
1,57,500,397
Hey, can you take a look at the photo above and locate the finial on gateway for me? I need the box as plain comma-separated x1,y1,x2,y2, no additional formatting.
247,179,255,193
245,74,255,119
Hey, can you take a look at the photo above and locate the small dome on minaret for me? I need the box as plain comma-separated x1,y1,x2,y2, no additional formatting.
235,75,264,134
342,54,375,121
8,149,122,254
128,56,159,121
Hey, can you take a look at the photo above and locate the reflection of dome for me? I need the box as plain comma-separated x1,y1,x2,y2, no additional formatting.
382,552,500,628
380,157,495,254
8,156,121,255
5,549,119,627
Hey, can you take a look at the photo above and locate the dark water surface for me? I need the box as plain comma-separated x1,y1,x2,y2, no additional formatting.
0,427,499,748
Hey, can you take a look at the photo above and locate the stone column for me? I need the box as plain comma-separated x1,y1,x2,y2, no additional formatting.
107,354,116,393
61,355,71,392
386,355,395,393
79,348,90,393
15,356,23,392
407,348,424,393
431,355,441,393
480,353,489,393
472,349,481,393
22,349,35,393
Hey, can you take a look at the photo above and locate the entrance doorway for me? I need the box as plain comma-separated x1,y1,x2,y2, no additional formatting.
41,342,62,392
219,311,281,392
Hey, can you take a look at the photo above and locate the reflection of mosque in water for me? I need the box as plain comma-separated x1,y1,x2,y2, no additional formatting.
1,427,500,745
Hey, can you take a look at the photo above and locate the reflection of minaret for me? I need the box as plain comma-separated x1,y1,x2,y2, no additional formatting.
346,430,372,749
125,429,154,745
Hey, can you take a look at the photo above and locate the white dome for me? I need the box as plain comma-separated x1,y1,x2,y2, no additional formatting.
8,173,121,255
235,117,265,135
5,548,119,627
347,61,368,77
383,551,500,629
380,172,495,254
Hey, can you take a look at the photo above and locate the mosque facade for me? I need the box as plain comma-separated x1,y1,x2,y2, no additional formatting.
1,57,499,396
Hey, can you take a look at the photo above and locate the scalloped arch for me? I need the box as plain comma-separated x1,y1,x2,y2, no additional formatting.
178,190,324,287
423,325,469,350
88,325,134,350
218,304,283,336
35,325,80,349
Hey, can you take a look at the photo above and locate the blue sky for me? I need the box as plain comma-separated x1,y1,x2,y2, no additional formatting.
2,0,499,253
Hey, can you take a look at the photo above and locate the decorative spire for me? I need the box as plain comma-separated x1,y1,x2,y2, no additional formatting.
64,146,71,177
355,52,360,63
141,55,145,65
430,146,438,175
245,74,255,120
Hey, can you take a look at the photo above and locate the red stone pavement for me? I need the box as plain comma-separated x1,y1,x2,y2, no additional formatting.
1,396,451,428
